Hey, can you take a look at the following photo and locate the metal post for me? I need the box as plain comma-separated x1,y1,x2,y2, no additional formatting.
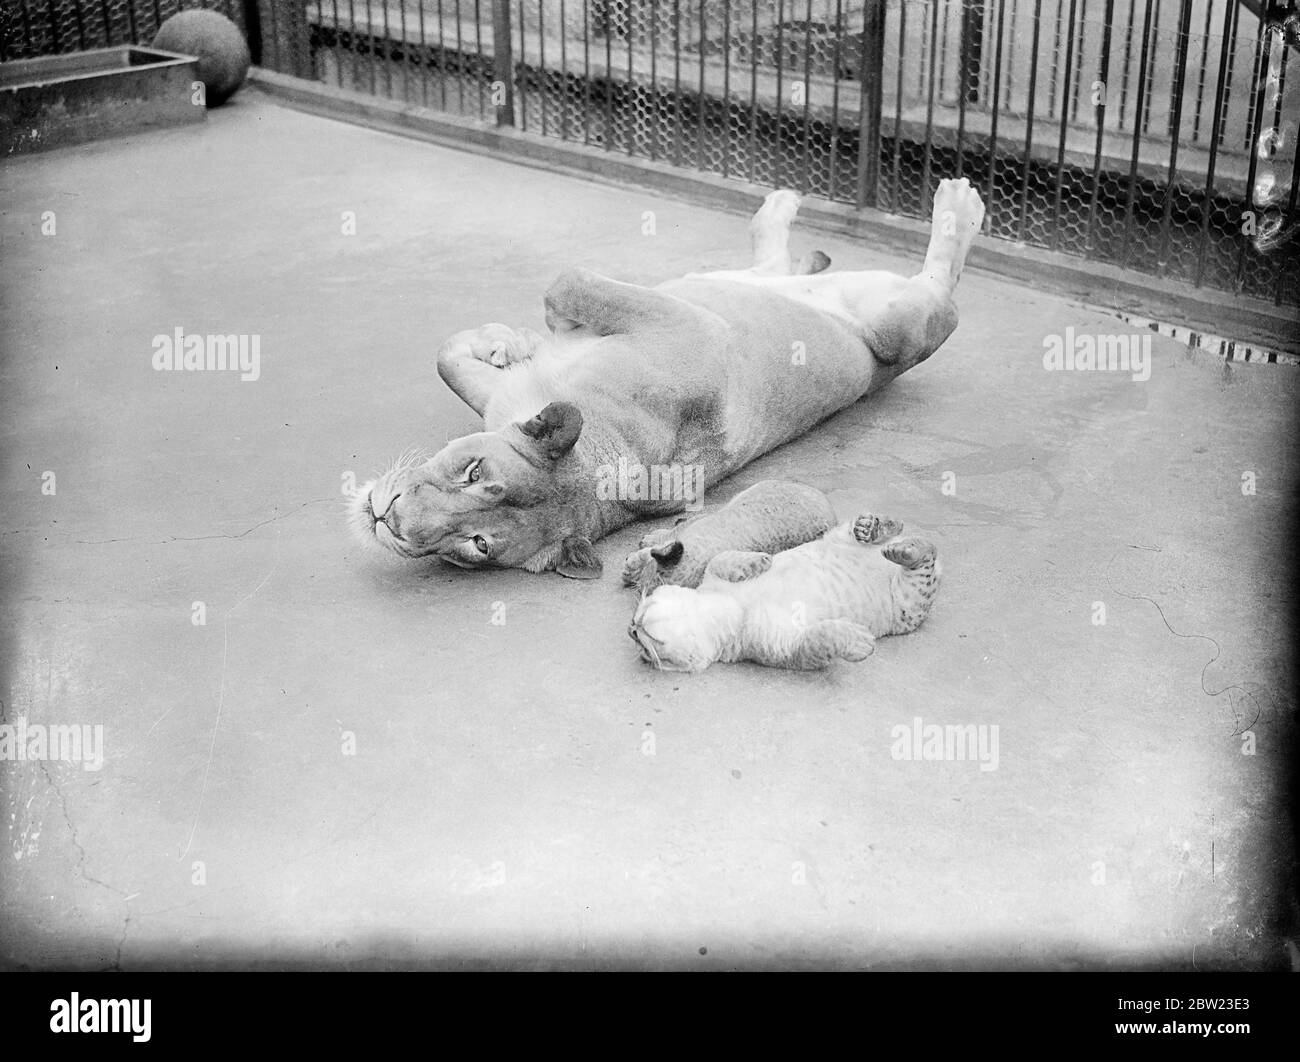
856,0,884,210
492,0,516,125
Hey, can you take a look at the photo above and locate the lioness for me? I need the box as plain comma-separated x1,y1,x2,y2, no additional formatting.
351,178,985,578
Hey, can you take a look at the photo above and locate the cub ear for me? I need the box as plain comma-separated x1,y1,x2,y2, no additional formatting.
556,535,602,580
650,541,684,567
516,401,583,462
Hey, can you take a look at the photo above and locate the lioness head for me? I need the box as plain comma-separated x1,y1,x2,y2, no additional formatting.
348,401,602,579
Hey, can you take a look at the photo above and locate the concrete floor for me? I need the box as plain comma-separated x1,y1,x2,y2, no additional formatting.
0,95,1294,970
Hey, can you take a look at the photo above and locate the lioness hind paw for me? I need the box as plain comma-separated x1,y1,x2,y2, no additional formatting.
852,514,904,544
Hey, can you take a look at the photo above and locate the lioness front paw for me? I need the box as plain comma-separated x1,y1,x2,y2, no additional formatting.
622,547,655,587
442,323,538,368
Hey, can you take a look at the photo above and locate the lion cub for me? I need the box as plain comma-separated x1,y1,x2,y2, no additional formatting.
622,480,836,593
628,514,940,672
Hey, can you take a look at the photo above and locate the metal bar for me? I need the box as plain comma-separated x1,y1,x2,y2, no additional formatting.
923,0,941,209
1121,0,1156,265
699,0,707,168
674,0,682,165
1236,26,1274,289
629,0,636,155
987,0,1006,230
1196,0,1237,286
1156,0,1194,275
801,0,813,191
476,0,486,119
1048,0,1078,249
1018,0,1044,241
438,0,447,110
890,0,905,211
381,0,392,97
1118,0,1135,129
560,0,569,140
492,0,516,124
417,0,427,105
723,0,732,177
856,0,884,209
583,0,591,145
1048,0,1063,118
1085,0,1115,252
1070,0,1088,120
1142,0,1160,134
399,0,408,102
650,0,659,159
331,0,343,87
956,0,979,177
830,0,844,201
540,0,548,136
1190,0,1214,140
1276,122,1300,304
363,0,375,94
749,0,758,183
775,0,785,185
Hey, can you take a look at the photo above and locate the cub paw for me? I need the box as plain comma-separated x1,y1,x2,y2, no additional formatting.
852,514,904,544
708,550,773,582
881,537,937,570
838,624,877,662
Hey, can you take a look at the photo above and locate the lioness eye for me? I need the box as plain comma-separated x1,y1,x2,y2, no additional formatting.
472,535,489,555
466,461,482,484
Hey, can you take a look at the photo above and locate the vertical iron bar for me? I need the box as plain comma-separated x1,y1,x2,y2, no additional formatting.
856,0,883,209
1018,0,1044,241
1236,25,1273,290
438,0,448,109
776,0,785,186
1156,0,1193,275
1190,0,1213,140
987,0,1006,231
364,0,375,94
1141,0,1160,134
629,0,635,155
476,0,486,119
492,0,516,123
674,0,682,165
540,0,548,136
891,0,905,211
650,0,659,159
1121,0,1155,265
749,0,758,183
606,0,615,150
830,0,844,200
723,0,732,177
1275,124,1300,304
801,0,813,191
417,0,428,106
1085,0,1114,252
1048,0,1063,118
1048,0,1077,249
1118,0,1135,129
698,0,707,168
381,0,392,97
1070,0,1088,120
583,0,591,145
1196,0,1237,286
922,0,941,209
332,0,343,87
399,0,409,102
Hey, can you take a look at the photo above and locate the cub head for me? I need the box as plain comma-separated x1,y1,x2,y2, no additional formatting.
349,401,602,579
628,585,726,672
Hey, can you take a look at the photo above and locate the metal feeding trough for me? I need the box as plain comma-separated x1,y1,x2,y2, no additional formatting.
0,45,204,157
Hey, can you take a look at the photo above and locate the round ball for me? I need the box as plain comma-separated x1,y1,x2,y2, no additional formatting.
153,10,251,108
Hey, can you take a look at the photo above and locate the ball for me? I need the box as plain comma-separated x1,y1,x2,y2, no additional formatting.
153,9,251,108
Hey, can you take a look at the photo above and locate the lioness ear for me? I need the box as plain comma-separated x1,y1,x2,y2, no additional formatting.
556,535,602,580
650,541,684,567
516,401,583,462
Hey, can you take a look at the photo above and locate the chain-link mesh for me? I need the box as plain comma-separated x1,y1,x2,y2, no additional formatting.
5,0,1296,305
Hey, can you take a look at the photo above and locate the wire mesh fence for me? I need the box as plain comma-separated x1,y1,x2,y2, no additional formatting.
3,0,1297,306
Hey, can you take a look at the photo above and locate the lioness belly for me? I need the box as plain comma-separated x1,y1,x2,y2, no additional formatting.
656,279,880,469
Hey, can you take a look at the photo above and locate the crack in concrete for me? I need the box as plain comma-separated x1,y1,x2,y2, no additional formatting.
34,756,128,900
70,497,336,546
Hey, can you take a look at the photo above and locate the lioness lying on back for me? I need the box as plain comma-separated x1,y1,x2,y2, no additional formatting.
350,180,984,577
